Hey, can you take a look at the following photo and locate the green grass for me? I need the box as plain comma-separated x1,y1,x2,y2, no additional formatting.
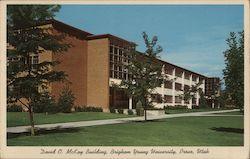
8,116,243,146
213,111,244,115
7,112,136,127
165,108,233,114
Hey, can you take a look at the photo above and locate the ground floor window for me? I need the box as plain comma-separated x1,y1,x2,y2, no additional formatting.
109,87,129,109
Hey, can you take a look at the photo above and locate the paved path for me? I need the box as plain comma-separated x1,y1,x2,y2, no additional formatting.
7,109,241,133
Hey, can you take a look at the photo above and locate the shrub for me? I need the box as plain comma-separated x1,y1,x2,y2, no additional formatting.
31,94,58,113
7,104,23,112
109,107,116,113
127,109,134,115
146,107,164,110
135,100,144,116
192,105,199,109
118,109,124,114
136,109,144,116
57,86,75,113
164,105,188,110
75,106,103,112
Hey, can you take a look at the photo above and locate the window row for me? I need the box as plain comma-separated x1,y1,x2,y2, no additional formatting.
110,55,130,63
151,94,196,104
110,70,132,80
8,55,39,65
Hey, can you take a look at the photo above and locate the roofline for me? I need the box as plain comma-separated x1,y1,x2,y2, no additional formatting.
41,19,93,36
136,51,207,78
86,34,137,46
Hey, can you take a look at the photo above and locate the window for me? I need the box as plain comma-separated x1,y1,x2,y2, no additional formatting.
151,94,162,103
175,70,182,78
164,81,172,89
114,47,118,55
192,98,197,104
110,46,114,54
192,76,197,82
164,95,172,103
110,55,114,62
184,73,190,80
109,44,133,80
165,67,173,75
175,96,182,103
175,83,182,91
184,85,190,91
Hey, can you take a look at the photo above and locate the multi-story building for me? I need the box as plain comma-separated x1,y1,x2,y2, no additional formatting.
8,19,216,111
205,77,221,108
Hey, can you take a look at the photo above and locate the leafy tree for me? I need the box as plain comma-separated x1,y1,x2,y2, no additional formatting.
7,5,70,135
179,82,207,108
119,32,165,121
223,31,244,110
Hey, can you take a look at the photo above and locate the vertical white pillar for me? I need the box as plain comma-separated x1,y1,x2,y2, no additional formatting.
196,77,200,106
161,65,165,107
129,97,132,109
202,79,205,94
212,102,215,109
172,68,176,106
181,71,185,105
188,74,192,109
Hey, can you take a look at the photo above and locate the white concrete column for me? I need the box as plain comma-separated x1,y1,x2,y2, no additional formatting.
212,101,215,109
181,71,185,105
196,77,200,106
188,74,192,109
161,65,165,104
172,68,176,106
129,97,133,109
202,79,205,94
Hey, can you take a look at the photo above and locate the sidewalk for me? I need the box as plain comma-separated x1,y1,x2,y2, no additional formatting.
7,109,241,133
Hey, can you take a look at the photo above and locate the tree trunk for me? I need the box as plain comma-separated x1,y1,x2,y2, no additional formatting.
144,105,147,121
143,97,147,121
28,107,35,136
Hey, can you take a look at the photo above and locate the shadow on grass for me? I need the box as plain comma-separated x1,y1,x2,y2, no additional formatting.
210,127,244,134
7,127,82,139
134,119,164,123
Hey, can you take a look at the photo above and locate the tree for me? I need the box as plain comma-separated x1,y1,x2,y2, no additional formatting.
179,82,207,108
223,31,244,111
119,32,165,121
7,5,70,135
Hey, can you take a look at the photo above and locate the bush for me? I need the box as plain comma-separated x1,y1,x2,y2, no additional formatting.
57,86,75,113
109,107,116,113
127,109,134,115
164,105,188,110
118,109,124,114
192,105,199,109
146,107,164,110
7,104,23,112
75,106,103,112
136,109,144,116
31,94,58,113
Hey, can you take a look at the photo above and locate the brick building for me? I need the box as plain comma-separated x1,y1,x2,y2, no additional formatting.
8,19,219,111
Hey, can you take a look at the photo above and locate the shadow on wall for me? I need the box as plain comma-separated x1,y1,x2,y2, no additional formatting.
210,127,244,134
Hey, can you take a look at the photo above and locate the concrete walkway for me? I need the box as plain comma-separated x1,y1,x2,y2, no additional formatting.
7,109,241,133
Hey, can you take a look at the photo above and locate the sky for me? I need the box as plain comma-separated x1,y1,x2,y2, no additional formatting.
55,5,243,79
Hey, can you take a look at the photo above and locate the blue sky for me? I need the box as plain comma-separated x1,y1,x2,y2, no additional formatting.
56,5,243,79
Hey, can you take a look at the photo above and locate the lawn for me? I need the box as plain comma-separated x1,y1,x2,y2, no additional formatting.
8,116,243,146
212,111,244,115
7,112,136,127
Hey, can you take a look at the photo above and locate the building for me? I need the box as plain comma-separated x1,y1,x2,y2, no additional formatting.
205,77,221,108
8,19,217,112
